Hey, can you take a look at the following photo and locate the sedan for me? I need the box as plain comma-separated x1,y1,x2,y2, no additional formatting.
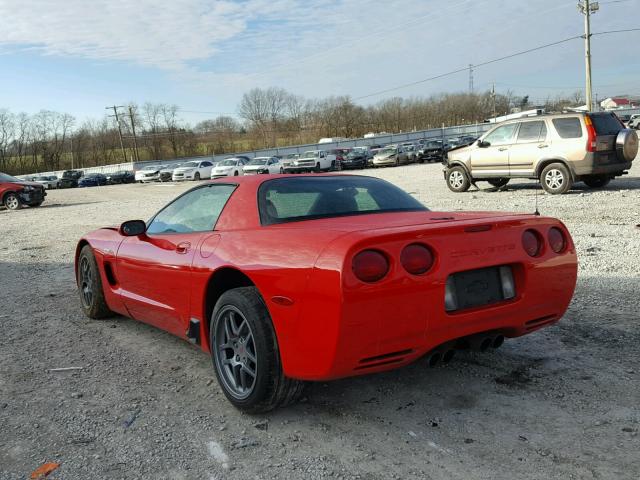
76,174,577,412
135,165,164,183
242,157,282,175
106,171,135,184
211,158,247,178
372,145,409,167
78,173,108,187
172,160,215,181
33,175,60,189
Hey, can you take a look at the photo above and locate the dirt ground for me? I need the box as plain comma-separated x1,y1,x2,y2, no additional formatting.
1,161,639,480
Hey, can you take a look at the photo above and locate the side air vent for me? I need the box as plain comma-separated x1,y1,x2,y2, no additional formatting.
524,315,557,331
356,349,413,370
103,261,117,286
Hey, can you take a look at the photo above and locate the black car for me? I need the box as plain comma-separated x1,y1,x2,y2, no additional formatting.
417,140,446,163
106,170,135,184
78,173,108,187
341,150,367,169
59,170,83,188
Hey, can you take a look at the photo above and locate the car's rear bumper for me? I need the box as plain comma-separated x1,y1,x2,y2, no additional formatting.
276,217,578,381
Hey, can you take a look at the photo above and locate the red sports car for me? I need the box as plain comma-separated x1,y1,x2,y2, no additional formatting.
76,174,577,412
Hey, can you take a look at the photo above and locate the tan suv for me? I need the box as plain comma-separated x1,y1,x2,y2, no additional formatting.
443,112,638,194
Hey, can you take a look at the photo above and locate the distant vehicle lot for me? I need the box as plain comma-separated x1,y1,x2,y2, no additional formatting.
1,159,639,478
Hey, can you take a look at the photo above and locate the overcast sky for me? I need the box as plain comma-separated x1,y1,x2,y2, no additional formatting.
1,0,638,124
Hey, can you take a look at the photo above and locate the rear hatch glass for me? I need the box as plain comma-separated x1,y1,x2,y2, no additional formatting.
590,113,623,135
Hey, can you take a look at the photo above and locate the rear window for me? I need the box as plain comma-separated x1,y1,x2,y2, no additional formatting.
590,113,624,135
258,176,427,225
552,118,583,139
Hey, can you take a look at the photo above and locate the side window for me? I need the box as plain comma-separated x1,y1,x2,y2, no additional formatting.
484,123,518,146
202,161,212,167
552,118,583,139
517,121,547,143
147,184,236,234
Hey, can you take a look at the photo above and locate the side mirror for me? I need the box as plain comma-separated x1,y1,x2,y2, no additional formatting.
478,140,490,148
119,220,147,236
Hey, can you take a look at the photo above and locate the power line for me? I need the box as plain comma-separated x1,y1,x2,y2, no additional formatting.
592,27,640,35
354,35,583,100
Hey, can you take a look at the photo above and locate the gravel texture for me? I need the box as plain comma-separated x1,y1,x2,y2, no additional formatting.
1,161,639,479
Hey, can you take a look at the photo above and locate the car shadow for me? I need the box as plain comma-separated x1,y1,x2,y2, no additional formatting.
470,174,640,194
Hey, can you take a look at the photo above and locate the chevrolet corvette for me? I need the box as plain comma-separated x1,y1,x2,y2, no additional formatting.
76,174,578,412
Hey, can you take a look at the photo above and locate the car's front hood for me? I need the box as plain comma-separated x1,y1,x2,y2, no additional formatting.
213,167,233,172
243,165,264,171
173,168,194,174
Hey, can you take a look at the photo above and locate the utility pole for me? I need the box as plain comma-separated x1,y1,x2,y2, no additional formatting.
578,0,599,111
70,135,74,170
491,82,497,120
128,105,140,162
106,105,127,162
468,64,474,93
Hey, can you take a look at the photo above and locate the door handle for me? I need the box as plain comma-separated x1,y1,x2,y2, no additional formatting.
176,242,191,254
498,147,508,151
538,144,549,149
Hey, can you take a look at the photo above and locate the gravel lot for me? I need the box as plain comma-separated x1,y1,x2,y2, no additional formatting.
1,160,639,480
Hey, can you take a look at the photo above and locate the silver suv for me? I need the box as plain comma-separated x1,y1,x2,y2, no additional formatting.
444,112,638,194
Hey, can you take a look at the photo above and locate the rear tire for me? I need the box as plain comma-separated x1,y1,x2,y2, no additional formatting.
446,166,471,193
77,245,113,319
210,287,305,413
583,175,611,188
540,163,572,195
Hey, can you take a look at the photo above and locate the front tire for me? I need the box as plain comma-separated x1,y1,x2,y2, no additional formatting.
77,245,113,319
3,192,21,210
583,175,611,188
210,287,305,413
194,172,201,181
540,163,572,195
446,166,471,193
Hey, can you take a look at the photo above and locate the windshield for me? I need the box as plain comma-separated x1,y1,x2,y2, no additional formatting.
378,147,396,155
35,176,48,181
219,159,237,166
301,151,319,159
259,176,427,225
248,158,269,165
181,161,198,168
143,165,160,170
0,173,20,182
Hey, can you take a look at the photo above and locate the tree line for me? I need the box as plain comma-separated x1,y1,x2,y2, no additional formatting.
1,89,584,175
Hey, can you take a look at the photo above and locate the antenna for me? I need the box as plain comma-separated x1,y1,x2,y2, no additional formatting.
534,178,541,216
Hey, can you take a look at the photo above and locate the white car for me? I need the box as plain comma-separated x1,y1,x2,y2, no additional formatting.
135,165,164,183
172,160,215,181
242,157,283,175
211,158,247,178
33,175,59,189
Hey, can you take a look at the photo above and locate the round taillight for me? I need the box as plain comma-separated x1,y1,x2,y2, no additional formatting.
400,243,434,275
522,229,542,257
548,227,566,253
352,250,389,283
